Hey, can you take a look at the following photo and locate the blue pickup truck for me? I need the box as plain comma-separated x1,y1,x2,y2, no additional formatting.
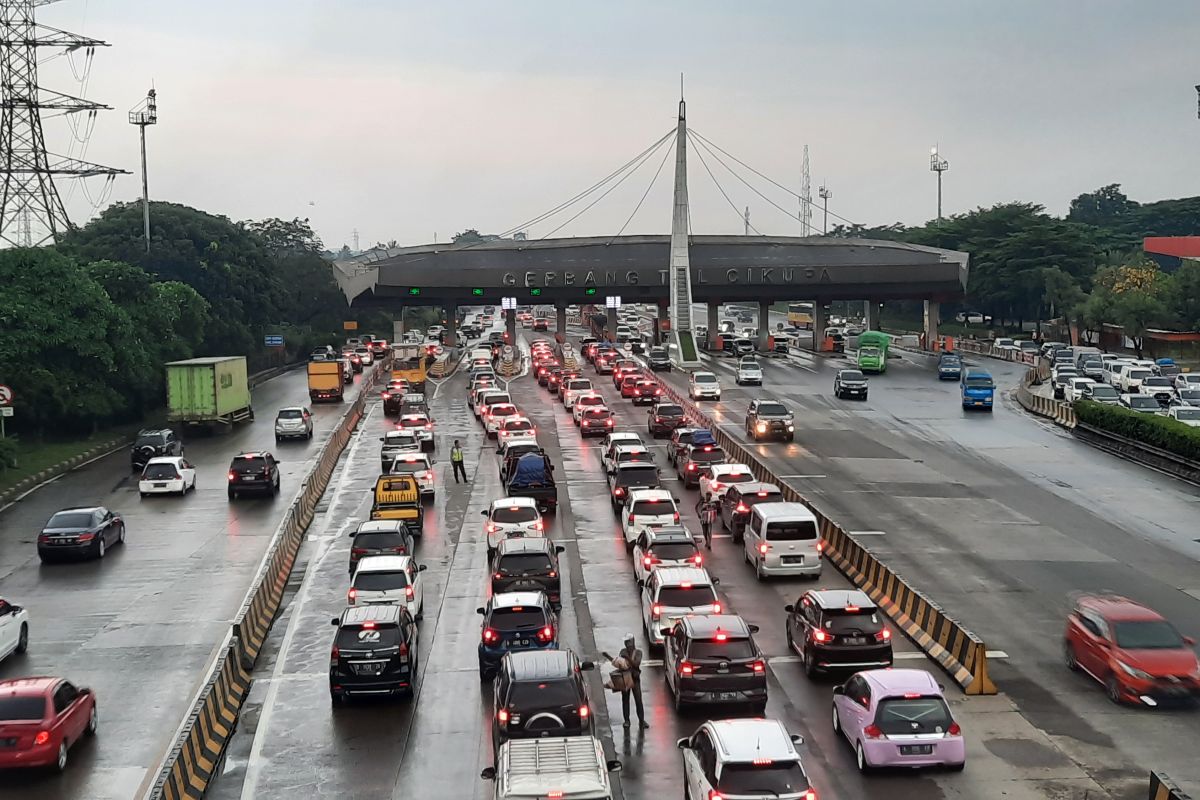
960,369,995,411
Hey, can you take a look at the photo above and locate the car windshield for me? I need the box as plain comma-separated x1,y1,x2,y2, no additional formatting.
0,696,45,721
490,406,517,417
617,466,659,486
840,371,865,381
390,461,427,475
353,571,409,590
694,374,717,383
764,521,818,541
1090,386,1119,398
568,381,591,390
689,449,725,464
1082,359,1102,368
741,361,760,369
1143,378,1171,387
354,532,409,551
649,541,698,560
964,376,993,388
496,553,554,573
650,349,667,358
875,697,954,735
632,500,673,515
335,624,402,650
143,463,180,480
1113,620,1185,649
1178,390,1200,401
47,511,94,527
1127,397,1159,409
400,417,428,427
578,396,603,407
134,433,164,447
484,395,512,405
657,585,717,607
717,761,809,794
737,491,782,509
823,609,884,633
493,506,538,524
584,410,611,420
383,434,417,446
504,420,534,432
756,403,789,416
718,471,754,484
490,608,549,631
510,678,578,707
232,457,266,472
277,409,304,419
689,638,756,660
1127,369,1151,380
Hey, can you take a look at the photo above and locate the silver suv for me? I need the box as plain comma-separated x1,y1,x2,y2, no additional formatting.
274,406,314,441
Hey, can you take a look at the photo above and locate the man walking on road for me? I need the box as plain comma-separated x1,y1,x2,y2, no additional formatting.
604,634,648,729
450,439,468,484
697,497,717,549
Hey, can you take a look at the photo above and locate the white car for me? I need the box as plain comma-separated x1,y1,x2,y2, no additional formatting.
389,452,436,497
1138,376,1175,404
620,488,680,547
1174,374,1200,392
689,371,722,401
0,597,30,663
497,416,537,445
1117,366,1153,393
680,719,810,800
380,429,421,468
993,337,1018,352
603,439,649,474
482,497,545,557
572,393,606,425
631,526,702,583
697,463,755,502
640,566,721,648
562,378,595,409
347,555,427,620
138,456,197,497
397,413,434,450
354,347,374,366
1064,377,1096,403
600,432,644,470
485,402,520,438
274,406,314,441
735,358,763,386
1101,359,1134,386
1167,406,1200,427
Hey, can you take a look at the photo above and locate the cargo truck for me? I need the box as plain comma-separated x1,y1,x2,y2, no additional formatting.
308,360,344,402
165,357,254,430
856,331,890,374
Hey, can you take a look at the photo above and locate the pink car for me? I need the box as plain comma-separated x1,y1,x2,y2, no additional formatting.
832,668,965,773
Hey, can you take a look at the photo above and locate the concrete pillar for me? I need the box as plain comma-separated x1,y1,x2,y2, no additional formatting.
607,306,618,340
657,302,669,345
556,303,567,336
706,302,720,350
444,305,457,347
864,301,880,332
923,299,939,349
812,303,827,351
506,307,517,345
757,301,771,352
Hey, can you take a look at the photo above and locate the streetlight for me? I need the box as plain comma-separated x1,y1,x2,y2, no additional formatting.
818,184,832,234
930,145,949,222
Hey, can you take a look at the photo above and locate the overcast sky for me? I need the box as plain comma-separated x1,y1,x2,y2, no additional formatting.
39,0,1200,250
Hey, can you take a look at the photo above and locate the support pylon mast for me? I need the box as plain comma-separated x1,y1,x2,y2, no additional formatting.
0,0,128,246
800,144,812,236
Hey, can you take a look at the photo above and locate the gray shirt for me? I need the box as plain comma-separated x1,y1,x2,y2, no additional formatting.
619,645,643,681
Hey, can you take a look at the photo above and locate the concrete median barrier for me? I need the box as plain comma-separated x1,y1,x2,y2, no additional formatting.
1015,367,1077,428
1150,772,1192,800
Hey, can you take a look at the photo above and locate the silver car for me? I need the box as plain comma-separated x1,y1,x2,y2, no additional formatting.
274,406,313,441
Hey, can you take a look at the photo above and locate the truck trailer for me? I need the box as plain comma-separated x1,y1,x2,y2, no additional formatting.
308,360,345,402
165,357,254,430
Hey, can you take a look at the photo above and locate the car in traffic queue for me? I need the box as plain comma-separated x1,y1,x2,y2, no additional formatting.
677,442,728,489
482,497,545,559
632,525,702,582
476,389,513,420
370,475,423,530
497,416,537,446
552,371,580,398
490,538,565,610
130,428,183,471
37,506,125,563
379,429,421,471
735,357,763,386
329,604,419,704
397,412,435,451
688,371,722,401
615,373,640,399
1051,366,1080,399
485,403,521,439
477,591,560,680
1174,373,1200,392
348,554,427,620
744,399,795,442
0,597,31,663
274,406,314,441
833,368,869,400
620,488,681,549
601,432,647,472
1064,377,1097,403
570,393,606,425
833,668,965,773
1139,376,1176,406
960,369,995,411
611,359,640,385
491,650,596,755
639,566,722,649
784,589,892,676
496,441,543,479
382,385,407,415
648,346,672,371
648,401,686,437
743,502,823,581
388,452,436,499
227,451,281,499
608,462,662,511
342,349,363,373
698,463,755,503
1168,406,1200,427
348,520,417,574
138,456,197,497
354,346,374,366
1064,593,1200,707
1080,382,1120,405
629,379,661,405
937,352,963,380
608,443,654,475
1119,393,1163,415
719,482,785,542
578,406,615,437
664,615,767,713
0,677,97,772
678,718,814,800
1170,388,1200,409
562,378,595,409
668,427,716,467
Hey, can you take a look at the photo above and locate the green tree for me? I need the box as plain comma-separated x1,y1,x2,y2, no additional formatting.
452,228,486,245
1165,260,1200,330
1067,184,1139,228
1109,291,1168,358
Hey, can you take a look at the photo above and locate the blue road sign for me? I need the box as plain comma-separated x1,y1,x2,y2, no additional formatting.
265,335,285,347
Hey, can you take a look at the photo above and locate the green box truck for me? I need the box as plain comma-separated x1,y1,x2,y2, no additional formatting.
856,331,890,374
165,357,254,429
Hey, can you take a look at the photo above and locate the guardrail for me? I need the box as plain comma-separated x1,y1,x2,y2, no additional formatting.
1015,367,1078,428
145,355,391,800
654,381,997,695
1150,772,1192,800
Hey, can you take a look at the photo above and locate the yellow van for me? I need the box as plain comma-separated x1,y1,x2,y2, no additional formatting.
371,475,424,530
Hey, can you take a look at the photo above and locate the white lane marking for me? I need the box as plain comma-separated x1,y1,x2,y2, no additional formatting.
777,474,827,479
238,404,377,800
850,530,888,536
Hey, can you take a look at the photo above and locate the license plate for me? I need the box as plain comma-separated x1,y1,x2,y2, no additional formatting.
0,738,16,747
781,555,804,565
510,532,524,538
844,636,867,645
352,663,384,676
242,476,257,481
154,483,166,488
900,745,933,756
713,691,740,701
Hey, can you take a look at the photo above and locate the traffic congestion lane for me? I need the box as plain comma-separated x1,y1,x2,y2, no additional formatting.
655,349,1200,798
0,367,369,799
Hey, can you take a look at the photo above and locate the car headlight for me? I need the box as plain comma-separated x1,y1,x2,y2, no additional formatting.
757,423,767,433
787,424,795,431
1116,661,1153,680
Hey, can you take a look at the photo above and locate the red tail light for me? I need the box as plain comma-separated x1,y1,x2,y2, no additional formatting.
497,708,510,724
758,543,769,555
680,661,694,676
382,392,391,399
708,792,724,800
673,511,680,523
578,704,589,719
329,646,340,667
812,628,830,643
948,722,961,736
398,642,409,662
582,421,589,427
351,547,367,555
613,487,624,496
692,554,703,565
863,724,884,739
536,625,554,643
482,627,499,644
875,629,891,642
802,791,817,800
486,523,498,534
425,424,432,430
405,586,414,600
687,463,696,470
347,588,358,604
651,604,663,620
736,503,747,512
628,514,636,525
34,731,50,746
711,482,723,492
751,659,765,674
228,471,237,482
712,602,722,613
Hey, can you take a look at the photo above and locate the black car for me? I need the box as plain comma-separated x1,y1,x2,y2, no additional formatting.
677,443,727,488
608,462,662,510
477,592,559,680
492,650,595,753
664,615,766,712
227,451,281,499
579,407,614,437
719,482,784,542
491,538,566,609
744,399,795,442
38,506,125,562
130,428,182,471
647,347,672,372
667,427,709,467
382,387,404,415
648,401,686,437
329,604,418,703
832,369,868,401
348,520,417,574
784,589,893,677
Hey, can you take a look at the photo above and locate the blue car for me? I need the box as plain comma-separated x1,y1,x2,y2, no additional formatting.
477,591,559,680
961,369,995,411
937,353,962,381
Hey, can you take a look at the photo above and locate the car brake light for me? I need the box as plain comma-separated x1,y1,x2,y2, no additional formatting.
497,708,509,724
347,588,357,604
382,392,391,399
715,631,727,641
758,543,769,555
582,421,589,427
536,625,554,643
642,555,655,567
708,792,724,800
425,424,432,430
712,601,722,612
329,646,339,667
482,627,499,644
614,487,624,496
812,628,830,643
578,704,589,719
711,482,722,491
692,554,703,565
628,514,636,525
486,523,497,534
736,502,748,512
351,547,367,555
549,793,564,800
651,604,662,620
948,721,961,736
687,463,696,471
405,586,414,600
802,792,816,800
752,757,773,765
703,445,713,451
673,511,681,523
863,724,884,739
680,661,694,675
876,629,891,641
816,540,824,553
228,471,237,482
34,731,50,746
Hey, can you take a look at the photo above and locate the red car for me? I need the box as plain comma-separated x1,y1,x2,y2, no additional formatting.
1064,594,1200,707
0,677,97,772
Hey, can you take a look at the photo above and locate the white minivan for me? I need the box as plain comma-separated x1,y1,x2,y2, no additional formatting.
347,555,427,620
743,502,823,580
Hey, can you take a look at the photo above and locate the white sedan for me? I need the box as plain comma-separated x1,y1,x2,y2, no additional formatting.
139,456,197,497
0,597,30,663
572,393,606,425
698,463,755,502
497,416,537,446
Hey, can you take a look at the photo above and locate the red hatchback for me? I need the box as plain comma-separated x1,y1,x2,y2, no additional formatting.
1064,594,1200,707
0,677,97,772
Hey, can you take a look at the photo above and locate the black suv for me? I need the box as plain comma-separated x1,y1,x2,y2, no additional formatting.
663,614,766,712
744,398,795,442
348,520,417,574
647,347,671,372
329,604,419,703
492,649,595,753
608,462,661,510
677,443,727,488
719,482,784,542
490,538,566,609
227,451,281,499
648,401,686,437
131,428,181,470
784,589,893,677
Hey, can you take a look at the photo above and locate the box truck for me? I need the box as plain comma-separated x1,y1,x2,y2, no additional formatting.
165,357,254,429
308,360,345,402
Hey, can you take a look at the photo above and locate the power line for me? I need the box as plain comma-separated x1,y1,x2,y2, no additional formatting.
690,132,795,229
687,130,761,234
611,132,674,240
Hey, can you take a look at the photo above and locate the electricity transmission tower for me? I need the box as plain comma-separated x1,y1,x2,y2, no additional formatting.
799,144,812,236
0,0,127,246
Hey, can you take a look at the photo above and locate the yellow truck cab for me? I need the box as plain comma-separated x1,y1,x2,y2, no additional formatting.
371,475,424,531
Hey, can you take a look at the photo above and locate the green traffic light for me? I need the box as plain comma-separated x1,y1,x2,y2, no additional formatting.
584,287,597,296
529,288,542,297
408,287,421,297
471,288,484,297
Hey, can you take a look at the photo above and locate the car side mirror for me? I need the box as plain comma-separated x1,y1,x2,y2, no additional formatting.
580,660,595,671
555,545,565,554
480,509,489,516
832,685,845,695
1184,635,1196,647
348,530,357,537
496,448,503,454
711,577,720,585
330,617,340,626
636,579,645,588
606,760,622,773
676,738,690,750
784,604,795,613
747,624,760,634
476,607,486,615
790,734,805,746
480,766,497,780
418,564,427,572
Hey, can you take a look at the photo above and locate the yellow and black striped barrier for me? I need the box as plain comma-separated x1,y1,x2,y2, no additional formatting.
1150,772,1192,800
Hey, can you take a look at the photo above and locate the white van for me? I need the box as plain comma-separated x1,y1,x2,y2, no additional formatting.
744,502,823,580
482,736,621,800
